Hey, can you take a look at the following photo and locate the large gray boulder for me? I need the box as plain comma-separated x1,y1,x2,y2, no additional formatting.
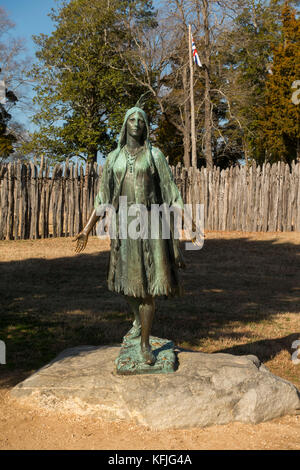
11,345,300,430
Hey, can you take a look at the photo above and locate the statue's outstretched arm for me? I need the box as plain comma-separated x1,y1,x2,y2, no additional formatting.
73,209,100,253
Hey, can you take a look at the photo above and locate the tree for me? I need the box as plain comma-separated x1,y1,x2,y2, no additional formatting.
0,81,18,159
154,113,185,166
109,2,194,166
124,0,253,168
0,7,32,161
23,0,157,163
125,0,299,168
258,2,300,163
216,0,300,165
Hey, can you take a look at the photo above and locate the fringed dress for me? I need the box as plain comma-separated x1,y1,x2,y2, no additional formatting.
105,146,183,299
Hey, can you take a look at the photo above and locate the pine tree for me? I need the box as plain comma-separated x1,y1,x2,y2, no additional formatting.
258,2,300,163
216,0,288,165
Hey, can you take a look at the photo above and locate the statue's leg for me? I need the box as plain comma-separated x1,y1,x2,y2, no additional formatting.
139,295,156,365
124,295,142,339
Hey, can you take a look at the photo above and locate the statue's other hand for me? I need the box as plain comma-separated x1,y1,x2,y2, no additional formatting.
73,231,88,253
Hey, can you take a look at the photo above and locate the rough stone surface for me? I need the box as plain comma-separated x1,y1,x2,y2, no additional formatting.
11,345,300,430
116,335,176,375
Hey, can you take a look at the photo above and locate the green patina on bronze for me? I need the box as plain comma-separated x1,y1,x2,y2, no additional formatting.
115,335,177,375
94,106,185,298
76,102,186,371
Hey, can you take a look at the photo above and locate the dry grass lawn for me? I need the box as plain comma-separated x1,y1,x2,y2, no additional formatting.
0,231,299,450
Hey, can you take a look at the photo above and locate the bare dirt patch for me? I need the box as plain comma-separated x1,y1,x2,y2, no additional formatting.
0,231,299,450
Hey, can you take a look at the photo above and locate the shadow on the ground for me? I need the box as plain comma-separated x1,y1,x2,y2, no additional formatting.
0,235,299,381
213,333,300,362
176,332,300,364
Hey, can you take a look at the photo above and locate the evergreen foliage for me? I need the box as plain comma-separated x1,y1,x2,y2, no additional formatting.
23,0,157,162
258,2,300,163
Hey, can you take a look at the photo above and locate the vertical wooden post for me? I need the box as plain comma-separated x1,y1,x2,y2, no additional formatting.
44,159,50,238
83,163,90,226
29,162,36,239
69,162,75,237
14,162,21,239
74,162,80,235
0,165,8,239
20,164,26,239
51,164,60,238
25,163,31,239
6,163,14,240
64,159,70,237
79,165,84,232
57,164,65,237
38,156,44,238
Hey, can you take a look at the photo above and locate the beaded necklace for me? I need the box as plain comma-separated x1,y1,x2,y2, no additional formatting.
124,145,144,174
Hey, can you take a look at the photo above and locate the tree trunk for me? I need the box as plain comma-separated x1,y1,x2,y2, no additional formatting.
88,146,98,164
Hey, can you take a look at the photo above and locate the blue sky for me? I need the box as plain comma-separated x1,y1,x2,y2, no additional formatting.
1,0,56,54
1,1,57,137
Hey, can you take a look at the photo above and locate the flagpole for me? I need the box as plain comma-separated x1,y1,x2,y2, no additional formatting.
188,24,197,168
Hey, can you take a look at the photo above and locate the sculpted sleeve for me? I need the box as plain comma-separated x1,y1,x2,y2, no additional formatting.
151,147,184,210
94,151,115,210
151,147,186,269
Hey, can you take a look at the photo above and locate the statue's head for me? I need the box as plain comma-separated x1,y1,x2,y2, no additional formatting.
126,110,147,144
118,106,150,149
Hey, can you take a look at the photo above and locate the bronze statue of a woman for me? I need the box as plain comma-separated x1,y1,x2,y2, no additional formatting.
74,104,185,366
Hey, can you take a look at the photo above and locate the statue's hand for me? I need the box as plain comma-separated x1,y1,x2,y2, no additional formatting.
73,231,88,253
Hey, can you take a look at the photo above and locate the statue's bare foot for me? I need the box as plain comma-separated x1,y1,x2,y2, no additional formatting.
124,320,141,340
141,345,155,365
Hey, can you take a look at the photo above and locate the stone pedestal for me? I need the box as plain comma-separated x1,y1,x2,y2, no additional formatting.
11,345,300,430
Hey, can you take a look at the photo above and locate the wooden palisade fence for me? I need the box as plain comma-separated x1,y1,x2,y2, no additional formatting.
0,157,299,240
